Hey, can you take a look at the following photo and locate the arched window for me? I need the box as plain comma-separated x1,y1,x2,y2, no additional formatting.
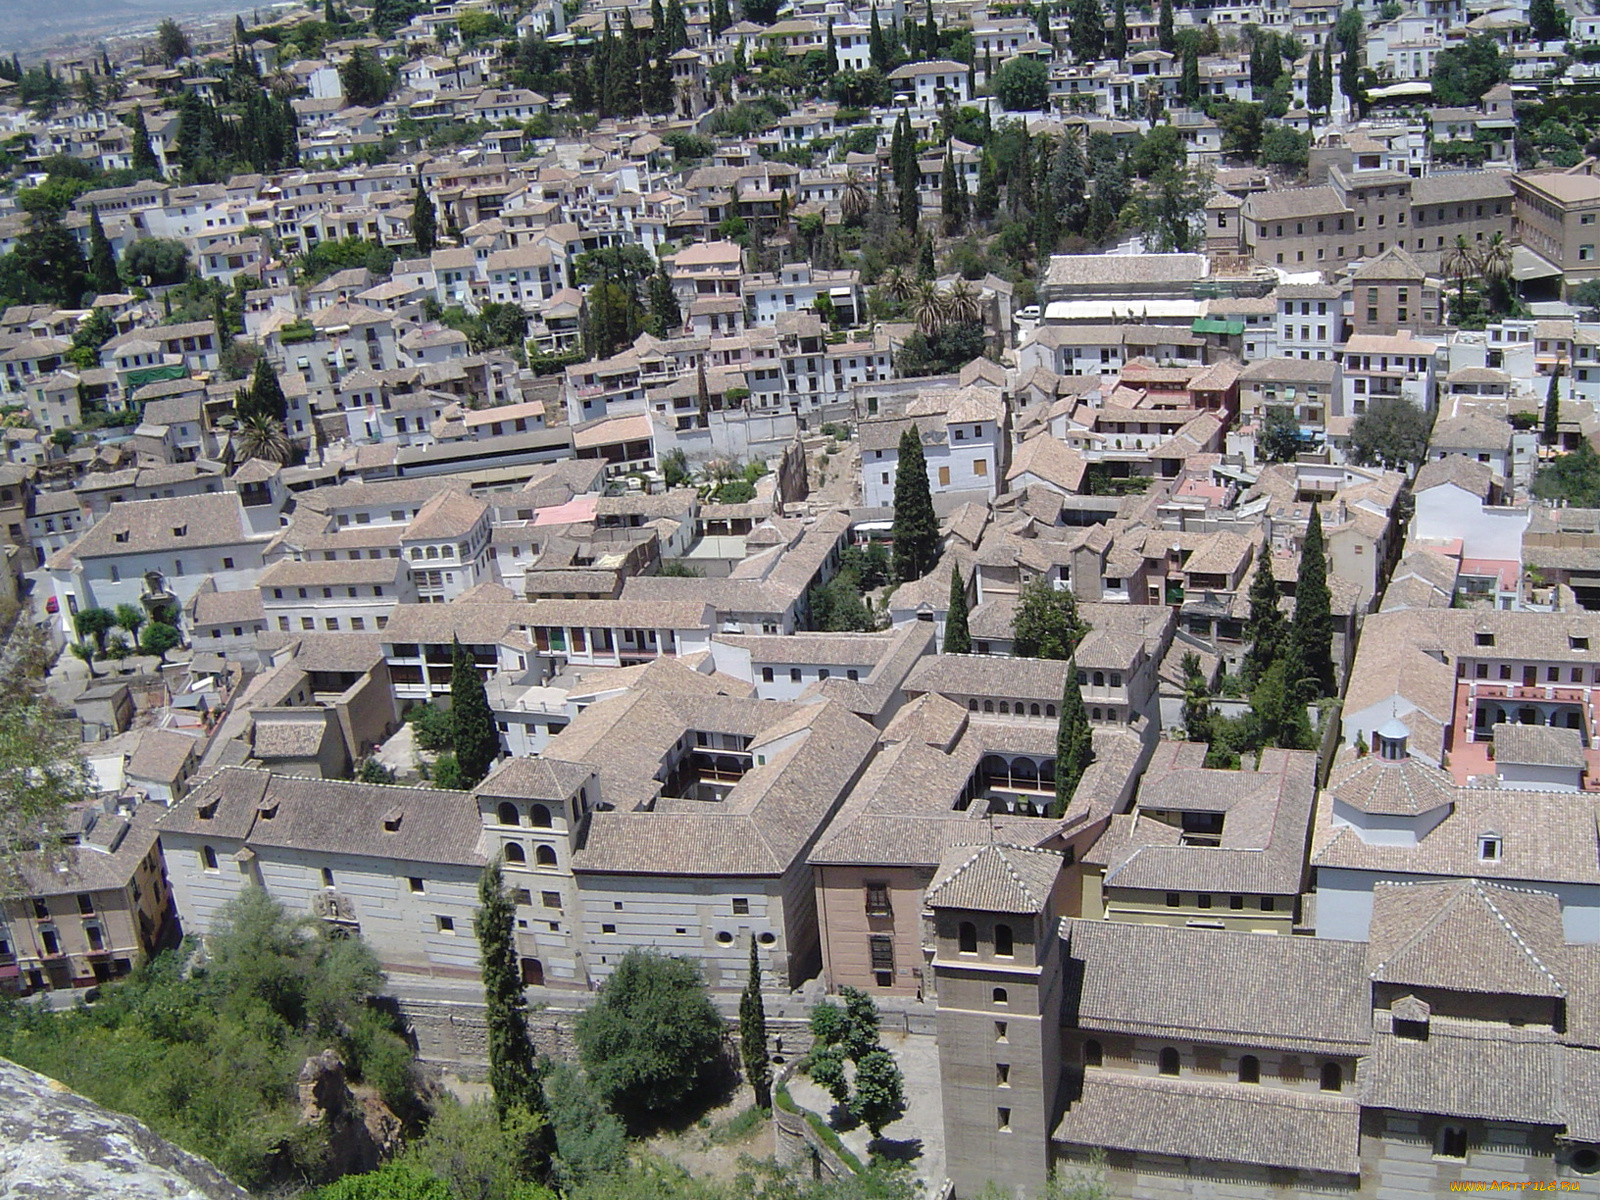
1320,1062,1343,1093
983,700,994,713
994,923,1014,957
969,698,979,711
1092,707,1102,721
425,545,438,559
1159,1047,1180,1077
958,921,978,953
1239,1054,1260,1084
1093,671,1105,687
535,845,557,866
1084,1038,1103,1067
1030,703,1041,716
504,843,526,864
496,802,520,827
530,804,552,828
998,701,1010,714
1046,705,1056,718
992,987,1008,1005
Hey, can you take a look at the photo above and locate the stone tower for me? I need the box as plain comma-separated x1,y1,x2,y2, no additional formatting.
926,842,1066,1198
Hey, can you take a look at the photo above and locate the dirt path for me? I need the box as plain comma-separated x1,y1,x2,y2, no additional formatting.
643,1081,774,1184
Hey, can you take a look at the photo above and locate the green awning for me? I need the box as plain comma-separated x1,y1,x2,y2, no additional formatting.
1191,318,1245,335
124,365,189,389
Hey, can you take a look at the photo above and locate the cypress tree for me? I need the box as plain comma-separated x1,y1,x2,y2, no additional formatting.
1544,366,1561,447
665,0,687,50
87,206,120,296
975,150,999,221
1158,0,1174,51
474,861,554,1168
1288,503,1335,701
451,636,500,784
129,106,159,177
941,146,962,235
1181,42,1201,104
739,935,771,1110
1340,39,1360,113
924,1,938,57
827,18,838,74
1070,0,1106,62
944,567,971,654
870,7,888,72
1319,35,1334,110
411,178,437,254
891,425,939,583
1306,48,1323,113
1052,663,1094,817
896,112,919,232
1112,0,1128,58
244,356,287,423
1241,547,1285,685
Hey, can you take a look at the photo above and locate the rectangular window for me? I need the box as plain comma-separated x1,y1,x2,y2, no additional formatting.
869,934,895,976
436,915,455,933
322,868,335,887
733,897,750,915
974,458,988,477
1165,892,1180,907
514,889,533,906
997,1107,1011,1132
409,878,425,893
938,466,951,486
865,883,891,916
542,891,562,909
1260,896,1276,912
995,1021,1008,1042
76,894,94,915
996,1063,1011,1087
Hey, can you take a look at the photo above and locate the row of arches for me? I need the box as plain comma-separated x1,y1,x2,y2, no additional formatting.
958,921,1014,957
503,843,557,867
1081,1041,1344,1092
497,801,554,828
968,699,1058,718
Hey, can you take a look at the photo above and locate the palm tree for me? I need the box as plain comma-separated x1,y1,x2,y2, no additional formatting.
236,412,291,465
910,281,951,337
1442,235,1477,321
839,169,869,225
1480,231,1514,314
944,279,982,327
881,265,916,305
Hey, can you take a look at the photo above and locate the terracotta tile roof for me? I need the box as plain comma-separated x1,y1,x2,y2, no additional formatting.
925,842,1061,913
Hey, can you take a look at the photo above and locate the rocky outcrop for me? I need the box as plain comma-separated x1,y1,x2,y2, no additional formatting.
0,1055,251,1199
297,1048,403,1179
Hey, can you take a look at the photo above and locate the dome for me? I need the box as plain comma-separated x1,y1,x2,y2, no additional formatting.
1377,715,1412,743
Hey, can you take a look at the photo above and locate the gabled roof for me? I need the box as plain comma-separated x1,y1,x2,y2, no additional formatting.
1368,878,1569,998
925,842,1061,914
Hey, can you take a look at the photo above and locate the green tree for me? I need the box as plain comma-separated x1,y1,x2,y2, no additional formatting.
1287,503,1334,701
1241,549,1285,685
411,180,437,254
356,757,396,784
575,950,725,1123
139,620,181,663
129,106,160,176
1258,404,1302,463
1180,651,1211,743
407,700,452,750
1260,125,1310,172
311,1162,452,1200
87,206,120,295
1052,663,1094,816
541,1061,627,1189
1158,0,1175,52
1011,578,1086,660
840,986,881,1062
1544,367,1561,447
1430,34,1507,107
237,411,291,465
122,237,190,285
1530,0,1568,41
0,698,93,882
1,213,88,307
401,1097,554,1200
1180,42,1201,104
1248,659,1314,750
340,45,393,106
993,57,1050,110
240,356,288,424
74,606,117,651
1070,0,1106,61
1138,163,1211,252
474,860,553,1176
156,17,191,65
450,637,499,785
112,603,146,643
740,935,771,1109
647,263,682,337
944,568,972,653
849,1049,906,1140
1532,440,1600,507
891,425,940,583
1349,395,1432,470
1112,0,1128,56
809,1043,851,1108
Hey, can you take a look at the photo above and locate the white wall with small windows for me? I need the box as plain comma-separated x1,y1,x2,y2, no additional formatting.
161,829,485,979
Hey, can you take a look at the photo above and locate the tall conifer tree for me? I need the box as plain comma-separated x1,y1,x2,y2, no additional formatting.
891,425,939,583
